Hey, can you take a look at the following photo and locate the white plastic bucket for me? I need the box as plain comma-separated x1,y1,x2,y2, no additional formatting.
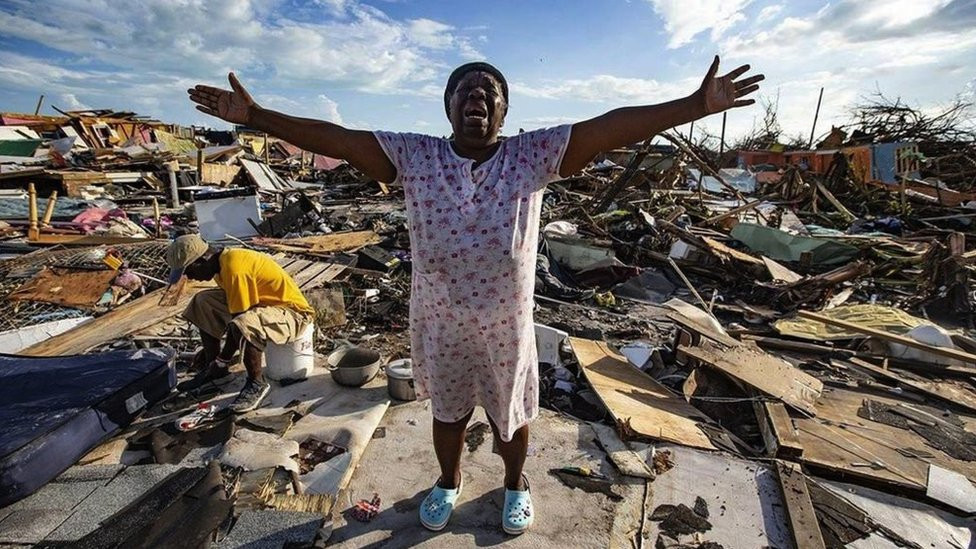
265,323,315,381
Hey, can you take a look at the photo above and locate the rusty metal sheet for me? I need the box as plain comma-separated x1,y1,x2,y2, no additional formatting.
8,267,116,310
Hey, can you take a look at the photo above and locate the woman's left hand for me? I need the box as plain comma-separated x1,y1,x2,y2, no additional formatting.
698,55,765,115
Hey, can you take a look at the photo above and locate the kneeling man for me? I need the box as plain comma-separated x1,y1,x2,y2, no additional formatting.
166,234,314,412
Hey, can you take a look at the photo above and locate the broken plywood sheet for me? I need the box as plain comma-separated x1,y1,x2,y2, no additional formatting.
256,230,381,255
20,282,214,356
305,287,346,328
644,444,792,548
795,386,976,492
681,341,823,416
569,337,717,450
818,479,975,549
8,267,116,310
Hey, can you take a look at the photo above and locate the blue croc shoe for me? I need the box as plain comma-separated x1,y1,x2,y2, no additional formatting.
502,475,533,535
420,476,463,531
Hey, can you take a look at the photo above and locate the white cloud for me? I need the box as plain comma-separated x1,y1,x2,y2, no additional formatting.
407,18,455,49
756,4,783,23
712,0,976,140
513,74,693,103
59,93,90,111
0,0,481,99
647,0,752,48
317,94,343,124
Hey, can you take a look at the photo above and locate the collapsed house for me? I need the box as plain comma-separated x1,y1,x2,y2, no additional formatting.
0,104,974,548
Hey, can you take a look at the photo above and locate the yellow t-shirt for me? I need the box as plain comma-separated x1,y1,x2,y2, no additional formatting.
215,248,314,315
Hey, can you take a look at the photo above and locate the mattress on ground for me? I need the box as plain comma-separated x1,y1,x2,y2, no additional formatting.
0,348,176,507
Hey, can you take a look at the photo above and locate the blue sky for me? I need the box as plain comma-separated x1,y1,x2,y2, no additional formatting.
1,0,974,144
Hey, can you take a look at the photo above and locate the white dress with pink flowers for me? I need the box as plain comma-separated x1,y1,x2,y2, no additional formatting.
374,126,572,441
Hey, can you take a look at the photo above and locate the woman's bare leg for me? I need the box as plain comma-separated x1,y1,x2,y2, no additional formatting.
487,416,529,491
432,409,474,489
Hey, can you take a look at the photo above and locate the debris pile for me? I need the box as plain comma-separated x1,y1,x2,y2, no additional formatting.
1,103,975,548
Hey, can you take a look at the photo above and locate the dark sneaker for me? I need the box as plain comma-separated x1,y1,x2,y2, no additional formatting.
230,379,271,413
177,362,231,393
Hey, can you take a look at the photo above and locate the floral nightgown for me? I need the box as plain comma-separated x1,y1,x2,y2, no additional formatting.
374,125,572,441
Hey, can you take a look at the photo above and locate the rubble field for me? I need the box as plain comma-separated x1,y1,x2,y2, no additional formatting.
0,106,974,548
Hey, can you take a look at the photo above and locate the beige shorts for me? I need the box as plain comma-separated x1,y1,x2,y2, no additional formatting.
184,289,313,350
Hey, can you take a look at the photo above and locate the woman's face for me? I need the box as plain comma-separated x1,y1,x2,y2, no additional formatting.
448,71,507,144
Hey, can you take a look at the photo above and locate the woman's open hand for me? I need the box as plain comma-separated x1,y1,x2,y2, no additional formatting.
187,72,258,125
698,55,764,115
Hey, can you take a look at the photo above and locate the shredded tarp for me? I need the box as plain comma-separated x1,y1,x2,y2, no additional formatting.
731,222,859,266
774,304,930,341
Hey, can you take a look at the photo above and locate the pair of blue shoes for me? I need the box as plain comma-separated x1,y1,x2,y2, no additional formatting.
419,475,533,535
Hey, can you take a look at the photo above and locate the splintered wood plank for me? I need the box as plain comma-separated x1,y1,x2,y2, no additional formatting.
570,338,717,450
282,259,312,277
20,282,214,356
754,400,804,459
253,231,381,254
847,357,976,414
775,461,827,549
682,341,823,416
590,422,655,479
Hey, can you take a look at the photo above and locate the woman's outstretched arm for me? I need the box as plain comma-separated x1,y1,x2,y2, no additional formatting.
559,56,764,177
188,73,396,182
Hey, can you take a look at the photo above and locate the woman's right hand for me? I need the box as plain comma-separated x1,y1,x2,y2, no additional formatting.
187,72,258,125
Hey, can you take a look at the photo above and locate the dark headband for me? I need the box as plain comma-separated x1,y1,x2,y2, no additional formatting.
443,62,509,115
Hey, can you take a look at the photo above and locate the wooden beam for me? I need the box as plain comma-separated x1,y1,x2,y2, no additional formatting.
590,421,655,480
27,182,39,240
847,357,976,414
797,310,976,365
681,341,823,416
814,180,855,222
21,282,212,356
775,461,826,549
754,400,804,459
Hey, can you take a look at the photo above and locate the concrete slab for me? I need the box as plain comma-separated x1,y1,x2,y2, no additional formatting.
328,401,633,548
217,510,324,549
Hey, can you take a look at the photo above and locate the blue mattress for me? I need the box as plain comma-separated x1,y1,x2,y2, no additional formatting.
0,348,176,507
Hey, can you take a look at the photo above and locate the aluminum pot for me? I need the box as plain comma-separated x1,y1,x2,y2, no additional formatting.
327,346,381,387
386,359,416,401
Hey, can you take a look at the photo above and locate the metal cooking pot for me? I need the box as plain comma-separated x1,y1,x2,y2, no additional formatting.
327,346,381,387
386,359,416,401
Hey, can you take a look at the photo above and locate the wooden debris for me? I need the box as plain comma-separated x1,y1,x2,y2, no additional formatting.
590,421,655,480
20,282,213,356
754,400,804,459
680,341,823,416
775,461,826,549
570,337,718,450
